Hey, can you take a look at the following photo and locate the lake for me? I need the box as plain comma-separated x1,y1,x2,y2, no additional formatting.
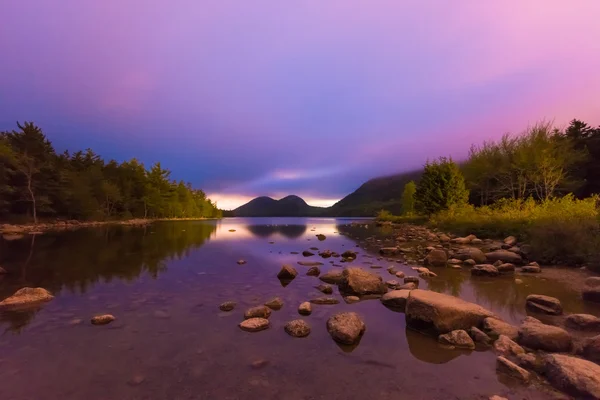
0,217,597,399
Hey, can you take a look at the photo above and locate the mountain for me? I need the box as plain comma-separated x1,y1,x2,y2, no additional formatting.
326,169,422,216
232,195,325,217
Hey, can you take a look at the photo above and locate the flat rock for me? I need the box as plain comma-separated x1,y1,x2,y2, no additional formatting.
298,261,324,267
438,329,475,349
239,318,269,332
518,320,572,352
0,287,54,309
219,301,236,312
405,289,495,334
310,297,339,305
525,294,563,315
471,264,499,277
277,265,298,280
284,319,311,337
380,290,410,310
494,335,525,357
244,306,272,319
326,312,366,345
566,314,600,331
338,267,386,296
91,314,115,325
298,302,312,315
542,354,600,399
264,297,284,310
485,250,522,264
496,356,530,382
302,250,315,257
319,270,345,284
483,317,519,341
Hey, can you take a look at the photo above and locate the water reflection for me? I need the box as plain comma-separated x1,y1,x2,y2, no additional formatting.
246,224,307,239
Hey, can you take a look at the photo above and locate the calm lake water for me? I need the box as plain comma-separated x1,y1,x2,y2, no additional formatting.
1,218,598,400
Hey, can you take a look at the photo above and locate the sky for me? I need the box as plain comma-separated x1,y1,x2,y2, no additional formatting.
1,1,599,210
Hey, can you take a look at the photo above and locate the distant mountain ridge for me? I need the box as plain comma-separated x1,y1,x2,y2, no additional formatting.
228,170,422,217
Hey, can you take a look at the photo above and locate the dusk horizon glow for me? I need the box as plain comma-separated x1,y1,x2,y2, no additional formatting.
2,1,599,210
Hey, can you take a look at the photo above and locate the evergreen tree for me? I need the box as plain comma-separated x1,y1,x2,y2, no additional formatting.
415,157,468,215
401,181,416,215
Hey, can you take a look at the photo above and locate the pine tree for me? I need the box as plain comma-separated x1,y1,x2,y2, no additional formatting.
415,157,468,215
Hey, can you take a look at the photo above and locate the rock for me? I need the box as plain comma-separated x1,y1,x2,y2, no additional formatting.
471,238,483,245
380,290,410,310
277,265,298,280
386,266,397,274
424,249,447,267
239,318,270,332
244,306,272,319
471,264,499,277
237,259,247,265
542,354,600,399
485,250,522,264
525,294,563,315
219,301,236,312
463,259,477,267
452,234,477,244
515,278,523,284
319,250,332,258
341,250,357,259
0,287,54,309
585,277,600,288
523,316,541,324
405,289,495,334
581,335,600,363
496,356,530,382
518,320,572,352
91,314,115,325
344,296,360,304
284,319,311,337
385,279,402,289
516,353,539,371
319,270,344,284
438,330,475,349
438,234,451,242
504,236,517,246
326,312,366,345
447,258,462,265
489,396,508,400
379,247,399,255
298,302,312,315
470,326,492,346
583,278,600,303
404,276,419,284
454,247,487,264
395,271,405,278
338,267,386,296
306,266,320,276
264,297,283,310
297,261,323,267
251,359,269,369
566,314,600,331
497,263,515,274
493,260,503,267
482,318,519,341
315,284,333,294
302,250,315,257
316,234,326,241
310,297,339,305
494,335,525,357
398,282,418,290
521,265,541,273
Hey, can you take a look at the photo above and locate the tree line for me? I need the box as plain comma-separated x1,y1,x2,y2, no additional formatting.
0,122,222,223
398,119,600,215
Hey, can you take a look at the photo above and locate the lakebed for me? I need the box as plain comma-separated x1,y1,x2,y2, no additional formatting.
0,217,598,399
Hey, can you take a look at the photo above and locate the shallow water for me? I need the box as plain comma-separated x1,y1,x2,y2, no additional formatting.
0,218,597,400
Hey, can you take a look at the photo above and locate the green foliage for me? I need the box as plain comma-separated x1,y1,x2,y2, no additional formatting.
401,181,416,215
415,157,468,215
565,119,600,198
0,122,222,222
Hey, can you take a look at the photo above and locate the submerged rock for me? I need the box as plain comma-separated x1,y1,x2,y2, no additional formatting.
0,287,54,309
239,318,270,332
405,289,495,334
542,354,600,399
284,319,311,337
91,314,115,325
438,330,475,349
525,294,563,315
338,267,386,296
219,301,236,312
326,312,366,345
244,306,272,319
315,284,333,294
298,302,312,315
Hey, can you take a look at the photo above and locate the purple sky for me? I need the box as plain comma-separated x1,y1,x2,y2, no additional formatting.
1,1,599,210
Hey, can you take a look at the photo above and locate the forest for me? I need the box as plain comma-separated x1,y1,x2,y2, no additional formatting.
0,122,222,223
380,119,600,266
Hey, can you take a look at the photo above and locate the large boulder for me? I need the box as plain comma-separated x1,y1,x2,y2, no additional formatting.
438,330,475,349
338,267,386,296
518,320,572,352
525,294,563,315
566,314,600,331
424,249,447,267
326,312,366,345
542,354,600,399
494,335,525,357
405,289,495,334
471,264,499,277
580,335,600,363
485,250,522,264
277,265,298,280
0,287,54,309
454,247,487,264
319,270,345,284
380,290,410,310
483,317,519,340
